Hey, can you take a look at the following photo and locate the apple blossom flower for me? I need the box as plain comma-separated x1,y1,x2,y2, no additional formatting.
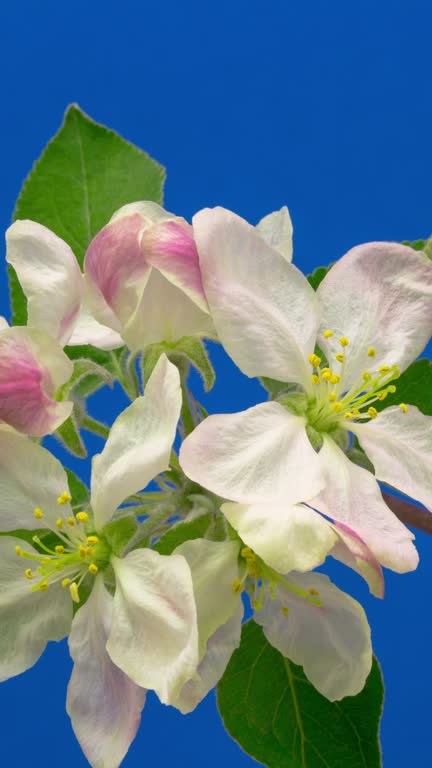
0,355,199,768
170,538,372,706
180,207,432,578
6,219,123,349
0,320,73,436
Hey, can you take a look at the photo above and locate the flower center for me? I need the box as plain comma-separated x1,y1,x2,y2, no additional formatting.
232,546,323,617
304,332,407,433
15,490,111,604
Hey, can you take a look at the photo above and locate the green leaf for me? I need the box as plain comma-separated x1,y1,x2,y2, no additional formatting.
171,337,215,392
103,515,138,557
375,358,432,416
307,264,332,290
403,238,432,259
153,513,212,556
217,621,383,768
9,103,165,325
66,469,90,508
55,413,87,458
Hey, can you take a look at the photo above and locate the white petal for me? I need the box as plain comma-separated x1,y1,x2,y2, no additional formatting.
193,207,319,384
180,402,323,503
255,571,372,700
67,297,124,350
107,549,198,705
67,575,146,768
110,201,177,225
6,220,83,346
351,405,432,512
91,355,181,528
173,539,242,656
255,206,293,261
123,269,215,350
317,242,432,388
312,436,418,573
0,536,72,681
222,500,337,573
0,317,9,331
0,426,72,529
174,602,244,714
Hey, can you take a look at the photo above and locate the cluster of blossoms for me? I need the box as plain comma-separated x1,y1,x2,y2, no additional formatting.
1,201,431,767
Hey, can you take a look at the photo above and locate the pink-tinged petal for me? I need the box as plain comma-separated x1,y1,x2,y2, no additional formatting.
123,268,215,350
110,201,176,225
142,219,209,313
351,405,432,512
192,207,319,386
67,576,146,768
180,402,324,503
221,500,336,574
318,242,432,389
329,521,384,598
0,425,72,530
107,549,199,705
313,436,418,573
255,206,293,261
84,214,150,331
0,317,9,331
6,220,83,346
0,536,72,682
255,571,372,701
0,327,73,436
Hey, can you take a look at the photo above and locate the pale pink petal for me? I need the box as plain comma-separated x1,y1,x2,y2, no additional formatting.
221,500,336,574
330,522,384,598
317,243,432,389
0,327,72,436
180,402,324,503
255,206,293,261
351,405,432,512
0,317,9,331
192,207,319,386
67,298,124,350
255,571,372,700
67,576,146,768
6,220,83,346
312,436,418,573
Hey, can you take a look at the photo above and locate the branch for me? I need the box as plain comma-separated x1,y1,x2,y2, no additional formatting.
382,491,432,535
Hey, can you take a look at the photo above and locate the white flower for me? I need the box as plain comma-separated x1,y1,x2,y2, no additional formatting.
169,538,372,705
180,207,432,577
0,355,199,768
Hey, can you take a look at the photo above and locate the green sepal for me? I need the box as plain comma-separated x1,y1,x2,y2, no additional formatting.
307,263,332,290
141,336,215,392
375,358,432,416
153,513,212,556
66,469,90,508
102,515,138,557
403,237,432,259
57,358,114,401
217,621,384,768
55,412,87,459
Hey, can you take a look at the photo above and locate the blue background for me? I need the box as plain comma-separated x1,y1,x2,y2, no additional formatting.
0,1,431,765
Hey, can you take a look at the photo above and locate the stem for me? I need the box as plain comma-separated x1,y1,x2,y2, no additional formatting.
109,352,139,401
382,490,432,535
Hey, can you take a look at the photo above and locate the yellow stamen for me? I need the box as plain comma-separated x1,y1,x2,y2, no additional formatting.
321,368,332,381
377,391,388,401
281,606,289,617
309,588,320,597
339,336,349,347
332,402,343,413
241,547,254,558
330,374,340,384
367,347,376,357
232,579,243,595
329,391,337,402
85,547,94,557
33,507,44,520
88,563,98,575
379,365,391,373
70,583,80,603
15,546,22,556
55,545,65,554
25,568,33,580
308,353,321,368
79,545,87,559
57,491,72,505
368,407,378,419
62,578,71,588
399,403,409,414
87,536,99,545
344,412,355,420
311,374,320,384
56,518,63,529
39,581,49,592
323,329,333,338
335,353,344,363
76,511,89,524
67,517,76,527
362,371,372,382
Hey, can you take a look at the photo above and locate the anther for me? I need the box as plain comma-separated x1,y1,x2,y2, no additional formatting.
309,588,320,596
378,365,391,373
62,578,71,588
311,374,320,384
308,353,321,368
335,353,345,363
88,564,99,575
399,403,409,414
15,546,22,556
330,374,340,384
79,545,87,559
232,579,243,595
332,402,343,413
55,545,65,554
367,347,376,357
344,412,355,419
87,536,99,545
321,368,332,381
25,569,33,580
70,582,80,603
56,518,63,529
85,547,94,557
377,391,388,401
339,337,349,347
281,606,289,617
323,329,333,338
329,391,337,402
76,511,89,524
33,507,44,520
57,491,72,505
241,547,254,558
67,517,76,527
39,581,49,592
368,407,378,419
